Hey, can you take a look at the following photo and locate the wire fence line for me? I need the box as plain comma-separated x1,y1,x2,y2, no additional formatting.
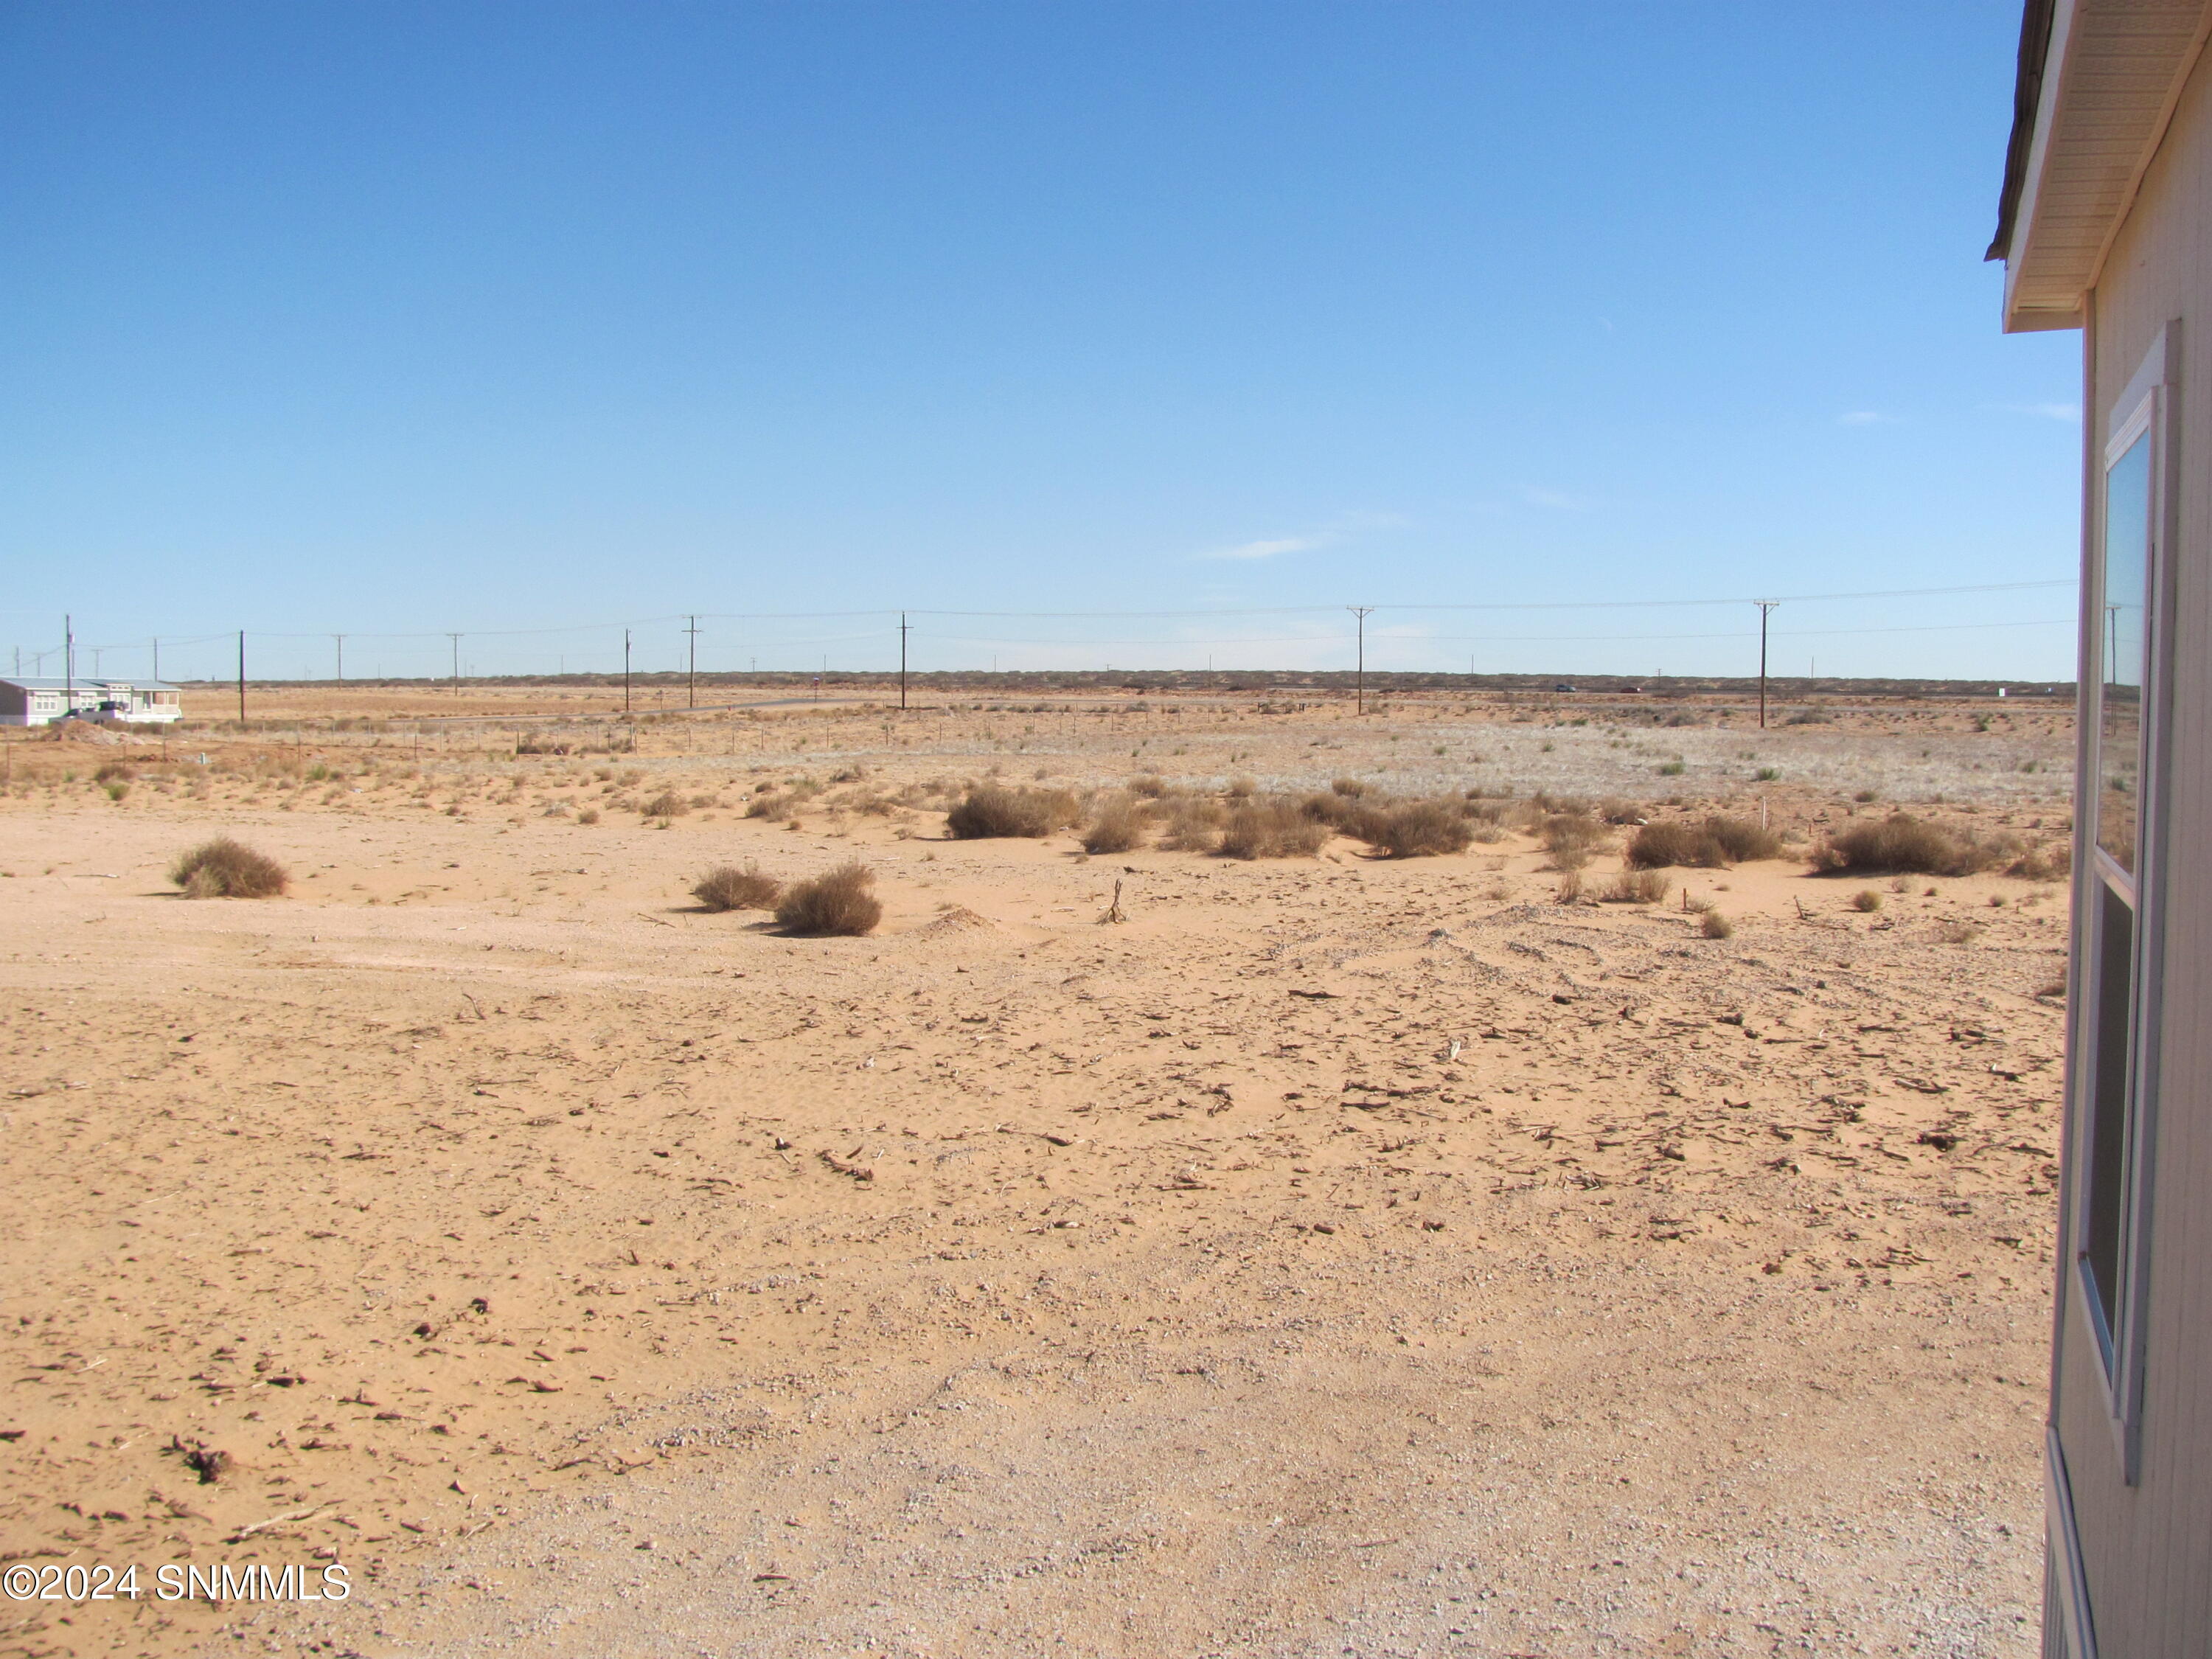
4,580,2078,684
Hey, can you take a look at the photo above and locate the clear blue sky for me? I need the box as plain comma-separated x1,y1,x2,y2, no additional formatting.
0,1,2080,682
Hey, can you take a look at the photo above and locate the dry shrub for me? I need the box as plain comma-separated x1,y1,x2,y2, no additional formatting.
171,837,288,899
1158,796,1225,852
1628,815,1783,868
1598,798,1646,826
1600,869,1670,904
1219,800,1330,860
642,789,689,819
1128,774,1169,799
1554,869,1584,903
1700,910,1734,939
1080,793,1150,854
1539,813,1608,868
94,761,136,783
577,807,601,825
1352,799,1474,858
1330,777,1367,798
1705,815,1783,862
1851,888,1883,913
1812,814,2011,877
693,863,781,912
745,792,787,819
775,860,881,935
947,785,1079,839
2010,842,2071,881
1627,820,1709,868
1225,774,1259,800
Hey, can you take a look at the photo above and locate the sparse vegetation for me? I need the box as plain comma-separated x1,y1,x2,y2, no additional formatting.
170,837,288,899
1700,910,1734,939
775,860,881,936
1601,869,1670,904
693,863,782,912
641,789,689,819
1851,888,1883,912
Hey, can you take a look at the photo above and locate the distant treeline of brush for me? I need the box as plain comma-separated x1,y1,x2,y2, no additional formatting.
173,669,2077,699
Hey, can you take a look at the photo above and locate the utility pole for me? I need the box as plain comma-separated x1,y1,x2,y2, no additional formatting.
237,630,246,726
334,635,345,683
448,633,461,696
1349,606,1375,714
1753,600,1780,728
623,628,632,714
685,614,700,709
899,613,911,711
64,616,74,715
151,639,159,682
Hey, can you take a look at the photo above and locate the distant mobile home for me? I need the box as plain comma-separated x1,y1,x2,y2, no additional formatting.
1989,1,2212,1654
0,677,181,726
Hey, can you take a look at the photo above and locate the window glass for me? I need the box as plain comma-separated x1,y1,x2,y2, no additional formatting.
2098,432,2151,874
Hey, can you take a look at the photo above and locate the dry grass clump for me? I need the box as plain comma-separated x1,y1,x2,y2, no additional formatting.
93,761,136,783
1219,800,1331,860
1538,812,1609,870
1158,796,1225,852
171,837,289,899
947,785,1080,839
1359,799,1475,858
1079,793,1150,854
1811,814,2014,877
1851,888,1883,913
1700,910,1734,939
775,860,881,936
1627,815,1784,869
1600,869,1670,904
692,863,782,912
1128,774,1170,799
2009,841,2072,881
641,789,689,819
1331,777,1368,797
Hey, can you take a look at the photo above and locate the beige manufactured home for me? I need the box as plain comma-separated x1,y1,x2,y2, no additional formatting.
1989,1,2212,1654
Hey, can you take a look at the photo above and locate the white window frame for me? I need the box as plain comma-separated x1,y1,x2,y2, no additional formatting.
2068,321,2179,1482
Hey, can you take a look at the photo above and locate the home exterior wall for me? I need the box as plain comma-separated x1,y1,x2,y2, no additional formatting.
2053,30,2212,1658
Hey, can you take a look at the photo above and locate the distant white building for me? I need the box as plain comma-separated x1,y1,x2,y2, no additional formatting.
0,677,182,726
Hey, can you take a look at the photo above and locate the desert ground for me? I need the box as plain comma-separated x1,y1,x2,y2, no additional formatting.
0,684,2076,1658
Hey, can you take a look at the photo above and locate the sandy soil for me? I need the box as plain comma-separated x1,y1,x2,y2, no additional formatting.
0,691,2071,1658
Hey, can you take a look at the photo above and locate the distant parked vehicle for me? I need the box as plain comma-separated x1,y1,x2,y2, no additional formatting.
1553,682,1576,693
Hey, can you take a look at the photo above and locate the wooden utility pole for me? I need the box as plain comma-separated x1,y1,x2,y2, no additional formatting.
685,615,699,709
333,634,345,683
447,633,462,696
1349,606,1374,714
899,613,911,711
63,616,74,715
1754,600,1780,728
236,630,246,726
623,628,632,714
